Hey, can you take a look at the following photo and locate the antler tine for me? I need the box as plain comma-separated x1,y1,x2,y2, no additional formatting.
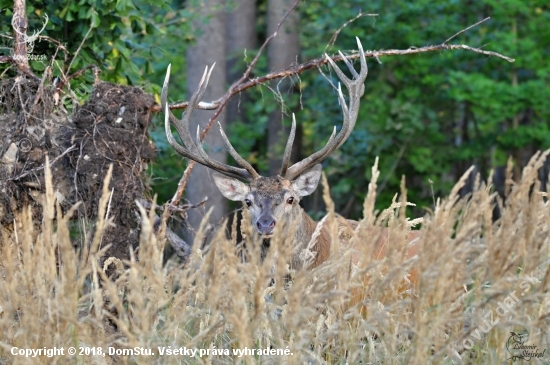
284,37,368,181
162,64,203,152
338,50,359,79
217,122,260,179
163,63,256,182
279,114,296,177
164,103,201,160
191,124,255,181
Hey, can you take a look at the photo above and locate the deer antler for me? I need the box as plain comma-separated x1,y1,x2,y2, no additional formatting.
162,63,260,182
282,37,368,180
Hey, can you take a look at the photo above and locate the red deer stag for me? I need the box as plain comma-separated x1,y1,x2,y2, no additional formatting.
162,38,421,301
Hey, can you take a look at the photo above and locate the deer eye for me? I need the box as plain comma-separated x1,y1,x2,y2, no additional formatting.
245,199,252,207
286,197,294,205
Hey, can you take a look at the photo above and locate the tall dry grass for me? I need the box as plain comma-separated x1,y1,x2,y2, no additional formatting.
0,152,549,364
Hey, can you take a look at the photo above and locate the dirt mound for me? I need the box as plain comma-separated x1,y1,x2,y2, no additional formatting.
0,76,156,269
0,76,61,225
68,82,156,264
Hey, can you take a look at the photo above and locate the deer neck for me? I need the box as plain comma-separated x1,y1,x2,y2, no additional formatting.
260,207,331,270
288,208,331,270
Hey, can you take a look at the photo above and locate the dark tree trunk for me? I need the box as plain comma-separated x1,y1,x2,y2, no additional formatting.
266,0,300,176
185,0,228,244
226,0,257,110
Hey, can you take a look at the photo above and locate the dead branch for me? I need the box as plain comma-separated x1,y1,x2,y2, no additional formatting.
139,198,206,215
37,35,69,59
165,227,191,262
55,65,101,91
11,145,77,181
135,201,193,262
152,17,514,114
325,12,378,53
66,23,94,78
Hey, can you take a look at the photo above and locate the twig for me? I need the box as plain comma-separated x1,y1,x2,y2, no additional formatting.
32,66,51,108
152,19,514,114
159,160,196,236
66,22,94,76
37,35,68,52
139,198,206,214
55,65,100,91
325,12,378,54
165,226,192,262
11,145,76,180
0,55,13,63
443,17,490,45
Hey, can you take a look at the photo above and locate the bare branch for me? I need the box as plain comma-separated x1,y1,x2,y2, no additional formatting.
325,12,378,53
443,17,490,45
0,54,39,80
152,19,514,114
139,198,207,214
11,145,77,181
66,21,94,77
55,65,101,91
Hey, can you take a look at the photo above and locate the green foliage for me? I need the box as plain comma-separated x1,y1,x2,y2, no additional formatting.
294,0,550,218
0,0,190,90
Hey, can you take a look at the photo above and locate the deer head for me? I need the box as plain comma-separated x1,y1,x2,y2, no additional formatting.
162,37,368,240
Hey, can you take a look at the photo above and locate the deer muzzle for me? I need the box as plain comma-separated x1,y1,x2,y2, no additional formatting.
256,215,276,236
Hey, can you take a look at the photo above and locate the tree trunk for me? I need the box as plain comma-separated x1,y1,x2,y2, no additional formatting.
226,0,257,120
12,0,30,74
266,0,300,176
185,0,228,244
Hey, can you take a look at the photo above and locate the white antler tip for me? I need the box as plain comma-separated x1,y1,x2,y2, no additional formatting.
356,37,365,54
163,64,172,85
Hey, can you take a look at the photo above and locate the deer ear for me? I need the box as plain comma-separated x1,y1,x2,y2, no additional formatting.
291,164,322,197
212,173,250,201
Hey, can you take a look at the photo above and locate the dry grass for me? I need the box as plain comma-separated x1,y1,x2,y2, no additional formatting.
1,152,549,365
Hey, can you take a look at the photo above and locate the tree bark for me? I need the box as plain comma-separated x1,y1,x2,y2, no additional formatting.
185,0,228,244
226,0,257,145
267,0,300,175
12,0,30,74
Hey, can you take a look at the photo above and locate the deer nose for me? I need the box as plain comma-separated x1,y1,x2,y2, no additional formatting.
256,216,276,234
